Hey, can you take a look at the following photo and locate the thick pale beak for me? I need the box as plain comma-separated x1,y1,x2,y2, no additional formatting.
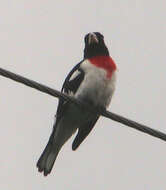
88,33,99,44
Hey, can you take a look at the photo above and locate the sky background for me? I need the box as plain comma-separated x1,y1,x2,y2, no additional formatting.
0,0,166,189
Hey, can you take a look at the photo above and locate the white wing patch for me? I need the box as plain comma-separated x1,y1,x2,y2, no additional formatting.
69,70,81,81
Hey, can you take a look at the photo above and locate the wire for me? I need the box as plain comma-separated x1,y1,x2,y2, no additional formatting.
0,67,166,142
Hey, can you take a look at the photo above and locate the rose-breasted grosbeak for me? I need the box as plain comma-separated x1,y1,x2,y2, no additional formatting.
37,32,117,176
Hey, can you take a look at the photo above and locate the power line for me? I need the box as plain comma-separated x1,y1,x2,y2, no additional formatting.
0,67,166,142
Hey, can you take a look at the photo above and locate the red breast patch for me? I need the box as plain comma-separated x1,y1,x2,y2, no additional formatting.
88,56,117,78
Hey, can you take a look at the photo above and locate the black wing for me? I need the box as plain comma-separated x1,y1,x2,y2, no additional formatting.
54,60,85,126
72,115,99,150
54,60,99,150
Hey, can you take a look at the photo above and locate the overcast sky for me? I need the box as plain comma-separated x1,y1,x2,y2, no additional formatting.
0,0,166,189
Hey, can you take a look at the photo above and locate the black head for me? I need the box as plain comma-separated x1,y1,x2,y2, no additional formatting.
84,32,109,59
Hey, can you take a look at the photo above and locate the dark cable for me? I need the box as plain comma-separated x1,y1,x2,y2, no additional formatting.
0,67,166,142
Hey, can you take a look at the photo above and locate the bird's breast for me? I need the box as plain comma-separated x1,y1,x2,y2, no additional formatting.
75,59,117,107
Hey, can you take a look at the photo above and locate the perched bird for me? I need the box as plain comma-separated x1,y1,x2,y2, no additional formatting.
37,32,117,176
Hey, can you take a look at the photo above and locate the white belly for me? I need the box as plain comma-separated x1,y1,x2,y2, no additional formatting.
75,60,116,108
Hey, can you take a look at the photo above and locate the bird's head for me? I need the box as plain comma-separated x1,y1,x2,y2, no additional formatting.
84,32,109,59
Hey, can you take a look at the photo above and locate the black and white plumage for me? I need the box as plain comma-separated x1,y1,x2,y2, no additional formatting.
37,32,117,176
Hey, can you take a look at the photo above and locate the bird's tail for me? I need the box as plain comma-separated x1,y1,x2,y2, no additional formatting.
37,133,61,176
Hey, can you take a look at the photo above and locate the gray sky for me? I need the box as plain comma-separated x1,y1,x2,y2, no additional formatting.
0,0,166,189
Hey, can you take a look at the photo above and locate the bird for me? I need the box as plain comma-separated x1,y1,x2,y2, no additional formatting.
37,32,117,176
